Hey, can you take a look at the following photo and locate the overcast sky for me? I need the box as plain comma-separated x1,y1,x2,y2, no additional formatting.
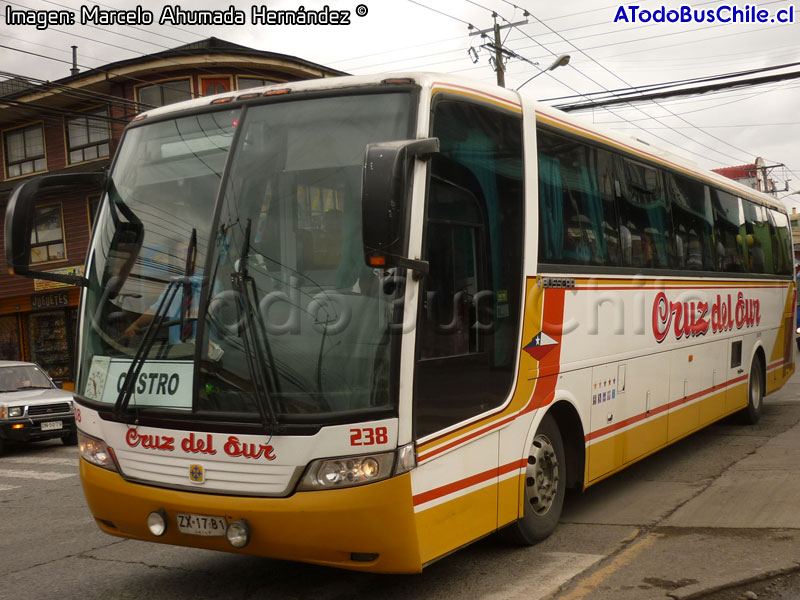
2,0,799,206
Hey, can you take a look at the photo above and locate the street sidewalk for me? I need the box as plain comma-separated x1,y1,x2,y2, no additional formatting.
555,366,800,600
664,367,800,599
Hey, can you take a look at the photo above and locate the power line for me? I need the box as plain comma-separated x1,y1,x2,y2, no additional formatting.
555,66,800,110
514,7,757,165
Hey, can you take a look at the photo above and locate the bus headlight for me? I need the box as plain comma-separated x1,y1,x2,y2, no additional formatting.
298,452,395,490
78,431,119,472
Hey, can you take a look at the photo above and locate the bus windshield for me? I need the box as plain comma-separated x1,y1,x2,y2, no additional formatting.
78,91,413,425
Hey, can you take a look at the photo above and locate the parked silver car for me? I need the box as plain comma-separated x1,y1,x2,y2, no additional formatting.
0,361,76,455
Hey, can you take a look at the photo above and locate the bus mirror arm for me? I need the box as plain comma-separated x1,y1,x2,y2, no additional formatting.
387,255,429,281
361,137,439,274
4,172,107,287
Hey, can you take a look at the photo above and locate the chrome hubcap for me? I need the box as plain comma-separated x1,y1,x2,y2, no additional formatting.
525,434,559,515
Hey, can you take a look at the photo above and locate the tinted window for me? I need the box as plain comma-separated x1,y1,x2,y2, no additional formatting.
537,129,619,266
666,172,715,271
615,158,674,268
415,100,524,438
711,189,747,272
742,200,773,274
769,209,793,276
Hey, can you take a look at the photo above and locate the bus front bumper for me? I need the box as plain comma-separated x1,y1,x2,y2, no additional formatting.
80,459,422,573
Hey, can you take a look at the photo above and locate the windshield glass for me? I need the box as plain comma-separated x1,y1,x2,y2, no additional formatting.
77,92,412,424
78,108,239,409
0,365,54,392
199,93,411,421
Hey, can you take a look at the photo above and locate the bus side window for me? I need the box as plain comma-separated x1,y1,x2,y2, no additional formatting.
614,157,674,270
665,172,715,271
742,200,774,275
768,209,793,276
711,189,747,273
536,129,620,267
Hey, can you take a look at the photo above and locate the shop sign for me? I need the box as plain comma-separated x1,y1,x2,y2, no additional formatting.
31,292,70,310
34,265,85,291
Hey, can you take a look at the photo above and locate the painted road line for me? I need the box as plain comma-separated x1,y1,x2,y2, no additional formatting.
0,484,20,491
558,532,662,600
482,552,603,600
0,469,75,481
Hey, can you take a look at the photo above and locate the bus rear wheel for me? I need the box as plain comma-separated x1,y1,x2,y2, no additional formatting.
506,413,566,545
740,356,764,425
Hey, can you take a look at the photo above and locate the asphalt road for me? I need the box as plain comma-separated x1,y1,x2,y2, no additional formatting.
1,371,800,600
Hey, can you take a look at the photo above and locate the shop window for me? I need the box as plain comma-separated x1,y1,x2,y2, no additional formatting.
0,315,21,361
28,310,74,382
30,204,65,264
238,77,270,90
200,77,231,96
136,79,192,108
4,123,46,178
66,108,110,164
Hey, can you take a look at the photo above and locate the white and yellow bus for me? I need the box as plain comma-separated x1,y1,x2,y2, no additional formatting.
5,73,795,573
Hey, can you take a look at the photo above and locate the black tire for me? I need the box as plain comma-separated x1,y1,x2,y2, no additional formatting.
505,413,566,545
796,337,799,352
0,436,4,457
62,429,78,446
740,356,764,425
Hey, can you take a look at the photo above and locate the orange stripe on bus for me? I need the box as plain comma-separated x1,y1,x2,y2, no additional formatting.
413,459,527,507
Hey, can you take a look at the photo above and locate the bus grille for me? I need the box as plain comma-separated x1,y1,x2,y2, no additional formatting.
28,403,71,416
113,449,301,496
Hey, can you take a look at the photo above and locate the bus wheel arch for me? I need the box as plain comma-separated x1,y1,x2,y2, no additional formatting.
505,400,585,545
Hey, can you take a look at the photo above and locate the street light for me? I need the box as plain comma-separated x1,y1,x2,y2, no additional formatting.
517,54,571,90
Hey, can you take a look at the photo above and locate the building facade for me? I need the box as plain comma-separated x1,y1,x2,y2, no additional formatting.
0,38,342,387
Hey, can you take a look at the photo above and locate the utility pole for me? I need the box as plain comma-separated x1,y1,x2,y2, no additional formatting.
493,16,505,88
469,15,528,88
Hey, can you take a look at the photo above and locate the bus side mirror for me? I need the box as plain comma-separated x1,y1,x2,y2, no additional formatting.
361,138,439,279
5,172,106,287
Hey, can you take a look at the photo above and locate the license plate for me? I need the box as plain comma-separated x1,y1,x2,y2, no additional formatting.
176,513,227,536
40,421,63,431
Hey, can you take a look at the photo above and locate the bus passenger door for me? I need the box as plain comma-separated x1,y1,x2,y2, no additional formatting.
411,97,525,565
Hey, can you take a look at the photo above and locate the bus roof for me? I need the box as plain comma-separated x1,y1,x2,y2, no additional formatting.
133,72,788,215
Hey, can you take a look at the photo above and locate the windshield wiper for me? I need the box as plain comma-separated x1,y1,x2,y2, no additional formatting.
114,229,198,417
230,218,280,430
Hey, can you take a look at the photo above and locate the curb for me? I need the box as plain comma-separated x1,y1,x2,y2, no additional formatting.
666,563,800,599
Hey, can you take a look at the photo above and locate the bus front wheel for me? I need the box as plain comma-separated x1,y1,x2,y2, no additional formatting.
506,413,566,545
